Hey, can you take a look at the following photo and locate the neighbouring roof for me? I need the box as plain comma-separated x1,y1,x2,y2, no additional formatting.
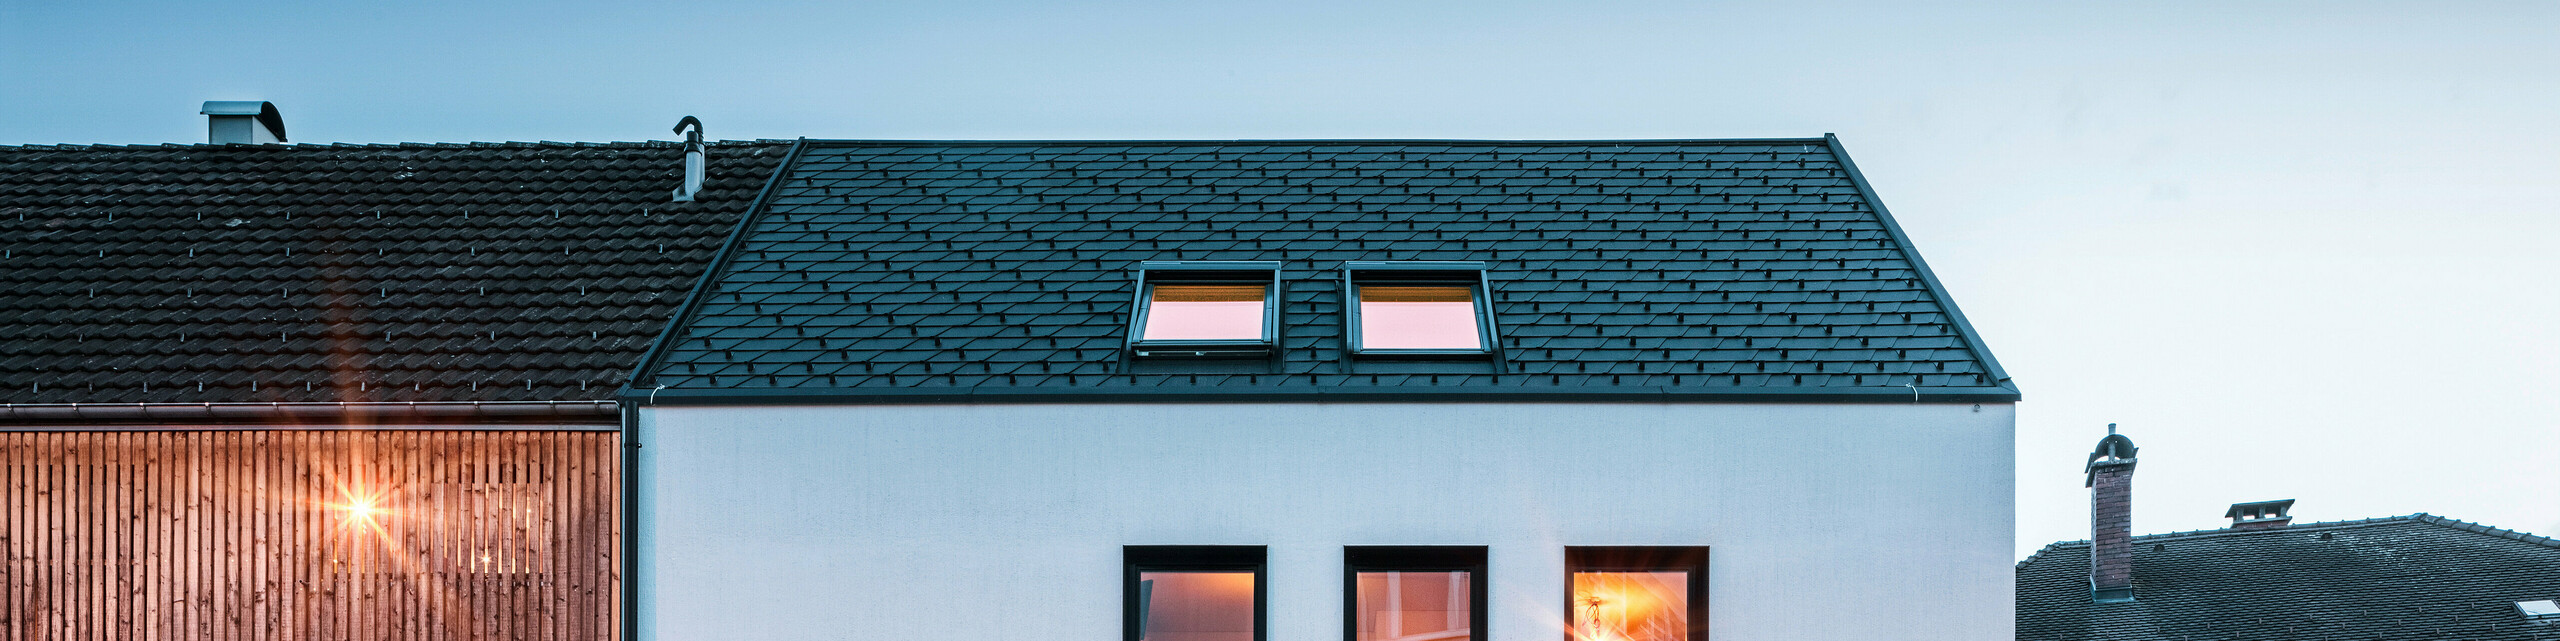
0,140,789,408
2017,514,2560,641
634,137,2016,403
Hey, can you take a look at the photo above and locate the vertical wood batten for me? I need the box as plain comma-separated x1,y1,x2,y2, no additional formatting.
0,429,619,640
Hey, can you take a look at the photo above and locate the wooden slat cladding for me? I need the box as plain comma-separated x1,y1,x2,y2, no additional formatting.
0,430,619,641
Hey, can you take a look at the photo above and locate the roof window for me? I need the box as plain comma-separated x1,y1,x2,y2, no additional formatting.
1345,262,1497,357
1128,261,1280,358
2520,600,2560,621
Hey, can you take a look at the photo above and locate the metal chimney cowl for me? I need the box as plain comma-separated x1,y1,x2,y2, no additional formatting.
201,101,286,144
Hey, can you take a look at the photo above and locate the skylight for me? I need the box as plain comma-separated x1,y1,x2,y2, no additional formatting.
2520,600,2560,620
1127,261,1280,357
1142,284,1268,341
1344,261,1498,356
1355,285,1482,350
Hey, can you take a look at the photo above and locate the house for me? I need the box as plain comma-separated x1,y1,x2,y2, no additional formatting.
0,104,784,640
2017,429,2560,640
625,137,2022,641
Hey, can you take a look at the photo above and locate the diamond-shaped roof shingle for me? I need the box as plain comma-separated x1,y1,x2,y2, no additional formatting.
636,136,2016,402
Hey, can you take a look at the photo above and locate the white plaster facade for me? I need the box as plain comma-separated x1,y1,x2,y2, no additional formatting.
633,401,2014,641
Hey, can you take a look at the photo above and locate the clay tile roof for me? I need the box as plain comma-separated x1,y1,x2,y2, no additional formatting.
2017,514,2560,641
0,140,790,404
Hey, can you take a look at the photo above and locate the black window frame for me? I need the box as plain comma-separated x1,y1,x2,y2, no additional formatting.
1342,261,1499,359
1127,261,1283,358
1125,545,1269,641
1343,546,1490,641
1564,546,1710,641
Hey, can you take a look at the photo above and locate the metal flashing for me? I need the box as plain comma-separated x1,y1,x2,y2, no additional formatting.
625,137,810,390
1824,133,2018,396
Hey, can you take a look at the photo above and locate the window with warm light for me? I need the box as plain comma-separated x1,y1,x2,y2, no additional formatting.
1129,262,1280,357
1346,546,1487,641
1128,546,1266,641
1565,547,1707,641
1344,262,1496,356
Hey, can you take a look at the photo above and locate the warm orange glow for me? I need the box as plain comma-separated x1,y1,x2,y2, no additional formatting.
1571,572,1687,641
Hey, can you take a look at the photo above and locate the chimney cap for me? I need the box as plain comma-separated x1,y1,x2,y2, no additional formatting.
199,101,286,143
2085,424,2138,480
2225,499,2296,529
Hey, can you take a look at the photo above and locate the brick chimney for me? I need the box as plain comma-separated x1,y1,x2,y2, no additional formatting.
2085,424,2138,604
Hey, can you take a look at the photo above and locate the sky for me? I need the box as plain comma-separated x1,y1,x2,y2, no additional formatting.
6,0,2557,558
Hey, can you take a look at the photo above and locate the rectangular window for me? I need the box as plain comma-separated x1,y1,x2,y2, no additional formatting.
1130,262,1281,357
1346,546,1488,641
1128,546,1267,641
1344,262,1496,356
1565,547,1707,641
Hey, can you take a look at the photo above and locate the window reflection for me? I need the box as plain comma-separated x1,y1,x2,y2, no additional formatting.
1571,571,1688,641
1138,571,1257,641
1141,284,1268,341
1355,571,1473,641
1356,285,1481,350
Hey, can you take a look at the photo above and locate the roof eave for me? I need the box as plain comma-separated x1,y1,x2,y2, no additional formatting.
622,385,2024,407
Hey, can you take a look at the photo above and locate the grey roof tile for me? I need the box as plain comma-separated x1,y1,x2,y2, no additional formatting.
639,138,2012,399
2017,515,2560,641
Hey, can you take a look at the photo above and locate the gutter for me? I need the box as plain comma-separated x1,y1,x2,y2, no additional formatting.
623,385,2025,406
0,400,618,428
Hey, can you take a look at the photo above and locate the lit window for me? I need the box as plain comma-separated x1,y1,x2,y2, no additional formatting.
1144,284,1269,340
1347,547,1486,641
1128,546,1266,641
1129,262,1280,357
1345,262,1496,355
1566,547,1707,641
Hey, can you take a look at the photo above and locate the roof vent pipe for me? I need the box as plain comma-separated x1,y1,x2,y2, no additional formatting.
201,101,286,144
672,116,705,202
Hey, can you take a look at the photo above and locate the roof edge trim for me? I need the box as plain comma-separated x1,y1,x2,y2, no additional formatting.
0,401,616,428
1825,133,2018,394
627,137,810,389
625,385,2024,406
794,137,1834,147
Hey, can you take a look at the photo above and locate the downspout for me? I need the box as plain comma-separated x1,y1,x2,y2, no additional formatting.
619,136,809,641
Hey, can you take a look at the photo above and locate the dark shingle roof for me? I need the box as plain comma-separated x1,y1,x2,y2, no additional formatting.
635,137,2015,402
2017,515,2560,641
0,140,788,405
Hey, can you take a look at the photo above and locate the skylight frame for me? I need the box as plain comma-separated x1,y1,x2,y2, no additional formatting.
1127,261,1283,358
1342,261,1500,358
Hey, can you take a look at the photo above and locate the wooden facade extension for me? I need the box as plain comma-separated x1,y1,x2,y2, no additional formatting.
0,429,620,641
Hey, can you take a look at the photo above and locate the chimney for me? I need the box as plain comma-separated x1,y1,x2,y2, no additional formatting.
201,101,286,144
671,116,706,202
2225,499,2294,530
2086,424,2138,604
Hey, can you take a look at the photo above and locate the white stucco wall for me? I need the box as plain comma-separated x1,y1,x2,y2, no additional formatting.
634,402,2014,641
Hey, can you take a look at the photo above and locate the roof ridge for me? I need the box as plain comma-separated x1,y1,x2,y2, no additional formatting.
0,139,791,151
2022,513,2560,558
2412,513,2560,548
2015,540,2071,570
795,137,1833,147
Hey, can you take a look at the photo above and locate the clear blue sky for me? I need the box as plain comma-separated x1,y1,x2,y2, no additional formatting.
8,0,2557,557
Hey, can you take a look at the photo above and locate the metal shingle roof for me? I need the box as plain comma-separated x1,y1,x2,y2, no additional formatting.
635,136,2016,402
